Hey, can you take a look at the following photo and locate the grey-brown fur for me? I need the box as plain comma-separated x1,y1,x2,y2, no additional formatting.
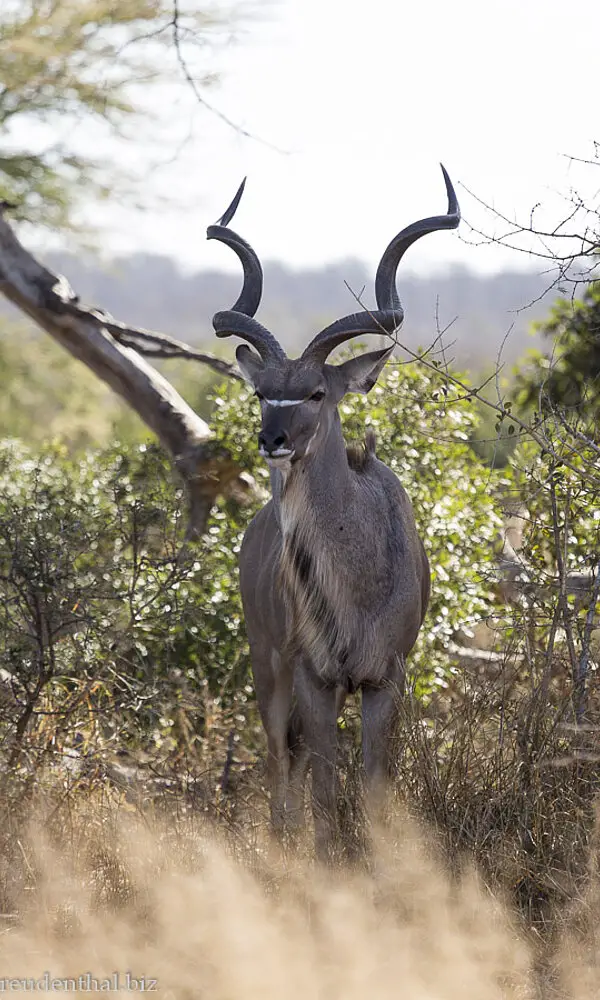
208,168,460,859
274,423,428,689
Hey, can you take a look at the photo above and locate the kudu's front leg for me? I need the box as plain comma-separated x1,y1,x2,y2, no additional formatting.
251,649,294,838
295,660,338,862
361,655,405,817
284,700,310,834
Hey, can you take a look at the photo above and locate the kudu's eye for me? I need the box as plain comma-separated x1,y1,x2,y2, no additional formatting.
254,390,264,401
310,389,325,402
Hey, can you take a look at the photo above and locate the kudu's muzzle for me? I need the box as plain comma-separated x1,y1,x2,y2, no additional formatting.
258,415,294,459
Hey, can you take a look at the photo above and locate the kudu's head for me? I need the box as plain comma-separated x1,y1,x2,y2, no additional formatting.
207,169,460,468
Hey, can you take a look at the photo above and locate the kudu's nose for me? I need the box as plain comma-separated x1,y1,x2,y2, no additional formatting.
258,429,292,456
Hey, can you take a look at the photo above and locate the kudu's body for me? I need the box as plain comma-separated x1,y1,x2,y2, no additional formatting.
207,169,460,858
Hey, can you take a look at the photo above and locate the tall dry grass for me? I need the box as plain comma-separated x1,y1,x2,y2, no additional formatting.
0,797,533,999
0,780,598,999
1,618,599,999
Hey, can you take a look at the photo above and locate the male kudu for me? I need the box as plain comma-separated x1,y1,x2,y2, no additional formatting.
207,168,460,859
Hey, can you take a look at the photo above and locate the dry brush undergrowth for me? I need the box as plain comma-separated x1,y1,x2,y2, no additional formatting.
0,793,537,1000
2,666,600,1000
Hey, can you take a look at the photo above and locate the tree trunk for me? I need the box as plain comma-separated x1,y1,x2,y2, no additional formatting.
0,208,247,537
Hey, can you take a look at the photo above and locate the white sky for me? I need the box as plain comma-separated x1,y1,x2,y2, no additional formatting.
50,0,600,274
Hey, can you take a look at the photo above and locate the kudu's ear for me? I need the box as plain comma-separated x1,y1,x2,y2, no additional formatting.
236,344,264,385
337,346,394,395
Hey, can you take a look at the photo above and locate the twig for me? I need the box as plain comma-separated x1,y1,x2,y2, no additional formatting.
98,315,241,380
550,479,585,720
343,281,600,488
579,558,600,703
171,0,287,154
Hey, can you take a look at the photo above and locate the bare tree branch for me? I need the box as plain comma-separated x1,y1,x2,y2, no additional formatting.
96,316,241,380
458,155,600,293
343,280,600,489
171,0,287,154
0,208,246,538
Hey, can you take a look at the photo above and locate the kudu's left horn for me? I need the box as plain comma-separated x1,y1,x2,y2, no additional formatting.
301,165,460,366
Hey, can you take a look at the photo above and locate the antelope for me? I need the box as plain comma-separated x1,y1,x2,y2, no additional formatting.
207,168,460,859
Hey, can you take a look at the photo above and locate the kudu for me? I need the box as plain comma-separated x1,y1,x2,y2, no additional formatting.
207,168,460,858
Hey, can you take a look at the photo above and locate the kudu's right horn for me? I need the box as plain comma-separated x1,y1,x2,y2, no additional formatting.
208,178,286,366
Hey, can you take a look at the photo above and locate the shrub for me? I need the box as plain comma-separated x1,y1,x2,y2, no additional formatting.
0,438,256,792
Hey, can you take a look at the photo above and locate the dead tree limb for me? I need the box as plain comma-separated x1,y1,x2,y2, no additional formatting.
0,208,245,538
98,317,241,379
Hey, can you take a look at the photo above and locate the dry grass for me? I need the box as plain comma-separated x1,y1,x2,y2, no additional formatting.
0,797,534,1000
2,650,600,999
0,782,598,1000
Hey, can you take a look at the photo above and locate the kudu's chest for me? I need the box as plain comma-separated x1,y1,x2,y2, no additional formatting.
240,460,427,689
275,492,415,687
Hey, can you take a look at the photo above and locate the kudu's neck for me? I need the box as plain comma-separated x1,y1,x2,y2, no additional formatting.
271,410,352,533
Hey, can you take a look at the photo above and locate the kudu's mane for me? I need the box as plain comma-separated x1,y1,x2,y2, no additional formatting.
345,429,378,473
279,519,349,676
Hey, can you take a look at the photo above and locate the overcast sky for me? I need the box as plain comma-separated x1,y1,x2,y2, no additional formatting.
61,0,600,275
